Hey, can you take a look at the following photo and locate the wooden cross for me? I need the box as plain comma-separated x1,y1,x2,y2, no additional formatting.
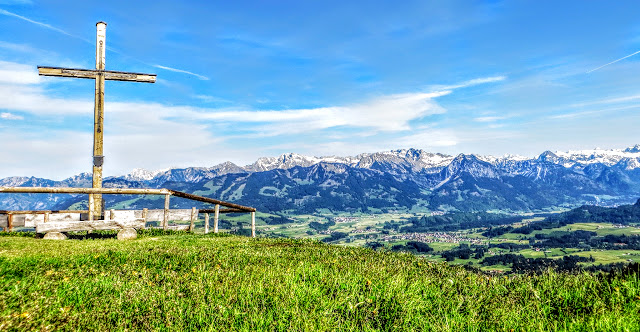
37,22,156,219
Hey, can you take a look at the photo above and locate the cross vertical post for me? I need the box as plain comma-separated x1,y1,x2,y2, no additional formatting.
91,21,107,219
37,21,156,221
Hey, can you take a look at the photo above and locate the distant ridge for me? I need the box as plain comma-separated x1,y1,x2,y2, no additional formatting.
1,144,639,213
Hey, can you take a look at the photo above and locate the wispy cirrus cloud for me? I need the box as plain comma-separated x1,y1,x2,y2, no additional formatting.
153,65,209,80
427,75,506,92
0,112,23,120
474,116,507,122
587,50,640,73
550,104,640,120
0,9,87,42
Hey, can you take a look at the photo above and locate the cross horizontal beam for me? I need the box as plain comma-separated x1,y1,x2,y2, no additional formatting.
38,66,156,83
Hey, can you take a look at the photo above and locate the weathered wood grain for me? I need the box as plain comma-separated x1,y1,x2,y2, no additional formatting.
0,213,82,228
189,207,196,232
251,211,256,238
0,187,170,195
148,225,190,231
36,220,145,233
38,67,156,83
102,209,196,222
214,204,219,233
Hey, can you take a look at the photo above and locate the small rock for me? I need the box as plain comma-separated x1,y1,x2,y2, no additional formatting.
117,228,137,240
43,232,67,240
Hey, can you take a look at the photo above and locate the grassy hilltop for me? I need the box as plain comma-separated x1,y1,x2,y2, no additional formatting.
1,232,639,331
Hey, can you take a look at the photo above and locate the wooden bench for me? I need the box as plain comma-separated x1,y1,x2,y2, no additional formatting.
0,208,198,234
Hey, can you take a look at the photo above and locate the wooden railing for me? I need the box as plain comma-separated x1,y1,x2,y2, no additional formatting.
0,187,257,237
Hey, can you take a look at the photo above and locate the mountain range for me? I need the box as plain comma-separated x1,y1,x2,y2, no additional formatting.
1,145,640,213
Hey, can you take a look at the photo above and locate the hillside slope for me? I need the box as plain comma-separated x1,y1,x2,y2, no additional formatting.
1,233,638,331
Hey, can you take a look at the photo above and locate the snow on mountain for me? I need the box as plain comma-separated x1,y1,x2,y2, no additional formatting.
624,144,640,153
244,153,359,172
355,149,453,172
122,168,167,182
552,146,640,167
114,145,640,183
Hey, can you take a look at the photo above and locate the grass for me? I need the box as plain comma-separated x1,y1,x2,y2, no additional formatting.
0,232,639,331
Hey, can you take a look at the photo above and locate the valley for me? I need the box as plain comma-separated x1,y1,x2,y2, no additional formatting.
2,145,640,273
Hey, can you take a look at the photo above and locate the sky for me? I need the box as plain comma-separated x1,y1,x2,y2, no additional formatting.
1,0,640,180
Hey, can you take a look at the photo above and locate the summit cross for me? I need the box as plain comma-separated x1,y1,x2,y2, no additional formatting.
37,22,156,219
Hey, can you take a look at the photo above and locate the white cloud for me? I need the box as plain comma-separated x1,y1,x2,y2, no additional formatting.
427,75,506,92
569,94,640,108
0,130,90,179
0,112,23,120
0,41,38,53
188,90,451,134
193,94,231,103
0,60,510,178
0,60,40,84
474,116,506,122
0,83,92,115
550,104,640,119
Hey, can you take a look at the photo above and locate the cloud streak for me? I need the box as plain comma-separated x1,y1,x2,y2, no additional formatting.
0,9,87,42
153,65,209,80
0,112,23,120
587,50,640,73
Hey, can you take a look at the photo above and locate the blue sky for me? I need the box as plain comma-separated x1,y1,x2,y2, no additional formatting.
1,0,640,179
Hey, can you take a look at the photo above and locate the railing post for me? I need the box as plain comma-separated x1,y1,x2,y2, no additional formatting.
214,204,219,233
189,207,196,232
142,208,148,223
204,213,209,234
88,196,94,222
110,209,115,221
7,214,13,232
251,211,256,238
88,194,94,222
44,212,50,223
163,194,170,231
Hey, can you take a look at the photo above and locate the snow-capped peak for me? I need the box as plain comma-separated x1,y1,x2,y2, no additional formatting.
552,145,640,167
123,168,167,181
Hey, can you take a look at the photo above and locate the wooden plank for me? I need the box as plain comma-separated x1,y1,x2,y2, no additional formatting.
251,211,256,238
163,195,170,231
200,208,246,214
0,187,170,195
104,210,139,222
0,210,88,214
36,219,145,233
168,190,256,212
145,209,194,222
204,213,209,234
214,204,219,233
189,207,196,232
37,67,156,83
100,209,195,222
149,225,189,231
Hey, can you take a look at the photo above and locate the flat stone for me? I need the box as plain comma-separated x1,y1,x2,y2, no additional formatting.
117,228,137,240
43,232,67,240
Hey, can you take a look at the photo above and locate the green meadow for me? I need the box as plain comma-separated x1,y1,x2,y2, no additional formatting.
1,231,639,331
